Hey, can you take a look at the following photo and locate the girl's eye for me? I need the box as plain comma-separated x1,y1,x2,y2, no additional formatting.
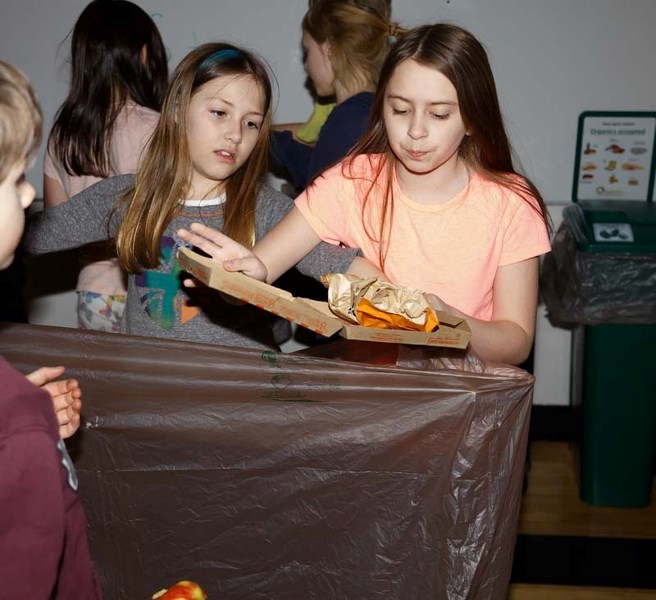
16,172,26,186
210,109,226,118
433,113,450,121
245,120,260,130
391,108,408,116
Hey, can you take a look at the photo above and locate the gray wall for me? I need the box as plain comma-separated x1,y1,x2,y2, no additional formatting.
2,0,655,404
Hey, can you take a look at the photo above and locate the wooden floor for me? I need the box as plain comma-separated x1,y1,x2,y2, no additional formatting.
508,441,656,599
517,441,656,539
509,584,656,599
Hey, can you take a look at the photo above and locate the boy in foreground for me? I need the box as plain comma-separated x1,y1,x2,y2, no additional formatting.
0,60,101,598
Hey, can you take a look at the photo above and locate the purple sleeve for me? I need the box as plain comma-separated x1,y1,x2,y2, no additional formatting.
0,360,102,598
0,431,64,595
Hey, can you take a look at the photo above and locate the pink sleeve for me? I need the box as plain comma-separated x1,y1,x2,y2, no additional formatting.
499,194,551,266
294,165,360,247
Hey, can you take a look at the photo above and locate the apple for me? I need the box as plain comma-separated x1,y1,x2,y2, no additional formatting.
151,580,208,600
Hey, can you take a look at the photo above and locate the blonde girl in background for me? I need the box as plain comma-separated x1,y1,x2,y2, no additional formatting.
270,0,403,330
179,23,552,365
272,0,403,192
44,0,168,332
28,43,363,350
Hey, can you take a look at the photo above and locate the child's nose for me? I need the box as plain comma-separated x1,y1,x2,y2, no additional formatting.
408,117,428,139
226,122,242,143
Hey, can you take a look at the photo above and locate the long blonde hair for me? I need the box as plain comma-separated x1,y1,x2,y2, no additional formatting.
302,0,403,96
116,43,273,273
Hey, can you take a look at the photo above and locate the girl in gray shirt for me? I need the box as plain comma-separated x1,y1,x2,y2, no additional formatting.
26,43,360,350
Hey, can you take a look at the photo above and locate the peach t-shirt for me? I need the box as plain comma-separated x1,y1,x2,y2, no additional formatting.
295,154,551,321
44,102,159,295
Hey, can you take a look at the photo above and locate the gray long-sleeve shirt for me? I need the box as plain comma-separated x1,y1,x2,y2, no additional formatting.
25,174,358,350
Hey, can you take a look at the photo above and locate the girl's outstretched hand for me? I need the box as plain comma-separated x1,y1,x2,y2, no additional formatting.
177,223,268,282
26,366,82,439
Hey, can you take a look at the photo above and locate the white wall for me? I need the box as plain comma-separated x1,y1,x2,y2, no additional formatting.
2,0,655,404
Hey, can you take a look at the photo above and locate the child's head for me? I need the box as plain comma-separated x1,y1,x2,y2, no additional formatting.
344,23,549,261
117,43,274,271
69,0,168,110
362,23,514,175
52,0,168,178
302,0,395,97
156,42,273,199
0,61,42,269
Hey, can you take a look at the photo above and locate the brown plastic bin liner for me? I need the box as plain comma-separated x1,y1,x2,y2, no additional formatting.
0,323,533,600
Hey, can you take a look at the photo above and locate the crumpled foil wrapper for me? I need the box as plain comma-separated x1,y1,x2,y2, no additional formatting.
324,273,439,332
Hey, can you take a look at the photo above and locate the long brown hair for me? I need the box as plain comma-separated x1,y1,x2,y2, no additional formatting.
116,43,273,273
49,0,167,178
335,23,550,266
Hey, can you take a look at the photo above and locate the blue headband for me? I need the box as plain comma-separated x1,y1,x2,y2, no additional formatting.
201,48,242,69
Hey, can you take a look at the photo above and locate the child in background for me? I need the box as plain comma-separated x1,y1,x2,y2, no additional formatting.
0,60,100,599
272,0,339,147
179,23,552,366
271,0,402,191
278,0,395,146
26,43,364,350
271,0,402,331
45,0,168,332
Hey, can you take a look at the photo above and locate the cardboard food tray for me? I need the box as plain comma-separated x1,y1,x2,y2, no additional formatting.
178,247,471,348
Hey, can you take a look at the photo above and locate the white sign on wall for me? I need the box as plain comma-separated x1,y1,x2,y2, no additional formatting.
573,112,656,202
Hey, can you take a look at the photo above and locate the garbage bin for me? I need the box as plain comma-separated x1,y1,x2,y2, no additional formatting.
541,199,656,507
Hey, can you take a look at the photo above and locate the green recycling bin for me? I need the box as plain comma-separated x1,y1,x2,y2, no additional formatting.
542,200,656,507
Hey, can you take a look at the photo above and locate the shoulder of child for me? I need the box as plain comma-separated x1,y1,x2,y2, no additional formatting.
129,103,160,127
470,171,543,220
326,92,374,121
312,153,381,182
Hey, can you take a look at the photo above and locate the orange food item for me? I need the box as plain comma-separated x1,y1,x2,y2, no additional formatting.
152,580,208,600
356,297,439,332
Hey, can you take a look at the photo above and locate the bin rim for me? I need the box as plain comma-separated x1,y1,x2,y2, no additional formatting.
563,200,656,254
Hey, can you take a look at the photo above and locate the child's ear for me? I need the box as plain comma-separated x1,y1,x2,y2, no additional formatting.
321,40,333,60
